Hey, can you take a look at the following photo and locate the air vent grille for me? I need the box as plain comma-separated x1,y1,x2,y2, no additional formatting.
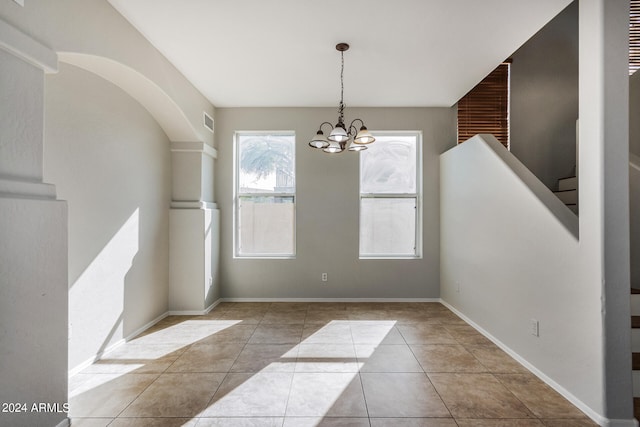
203,112,214,133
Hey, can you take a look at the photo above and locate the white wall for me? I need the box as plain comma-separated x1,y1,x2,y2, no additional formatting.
44,63,172,370
1,0,217,376
578,0,631,420
216,107,456,299
0,1,208,424
510,1,579,190
441,1,632,423
0,21,68,427
440,135,602,416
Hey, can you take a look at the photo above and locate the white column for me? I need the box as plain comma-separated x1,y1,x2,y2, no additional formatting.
169,141,220,313
0,18,69,427
579,0,633,422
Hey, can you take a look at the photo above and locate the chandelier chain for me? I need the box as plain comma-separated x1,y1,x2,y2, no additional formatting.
338,50,345,122
307,42,375,153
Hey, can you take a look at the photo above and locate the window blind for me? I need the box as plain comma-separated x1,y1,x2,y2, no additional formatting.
457,62,510,148
631,0,640,75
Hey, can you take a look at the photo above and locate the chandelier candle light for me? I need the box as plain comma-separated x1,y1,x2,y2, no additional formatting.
309,43,375,153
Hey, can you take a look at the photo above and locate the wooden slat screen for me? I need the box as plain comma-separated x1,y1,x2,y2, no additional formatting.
631,0,640,75
457,63,510,148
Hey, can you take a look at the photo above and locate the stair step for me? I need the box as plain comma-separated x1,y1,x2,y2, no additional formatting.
633,288,640,294
632,293,640,316
634,353,640,370
554,189,578,205
635,370,640,397
558,176,578,191
635,397,640,420
632,328,640,352
566,204,578,214
632,317,640,351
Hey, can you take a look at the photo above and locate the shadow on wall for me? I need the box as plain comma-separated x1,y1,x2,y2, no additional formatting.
44,63,172,371
68,209,138,369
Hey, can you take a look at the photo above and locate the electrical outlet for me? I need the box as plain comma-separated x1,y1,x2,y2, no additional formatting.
530,319,539,337
321,273,328,282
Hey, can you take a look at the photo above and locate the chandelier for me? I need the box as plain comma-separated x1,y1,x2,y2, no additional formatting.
308,43,375,153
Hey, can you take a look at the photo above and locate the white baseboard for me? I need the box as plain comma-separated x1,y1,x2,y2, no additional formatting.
69,300,227,376
68,310,169,378
440,299,638,427
220,297,441,303
126,311,170,340
168,298,222,315
67,338,125,378
55,417,70,427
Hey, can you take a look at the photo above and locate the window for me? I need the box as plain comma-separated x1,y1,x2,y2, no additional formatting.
359,132,421,258
235,132,295,257
457,62,510,148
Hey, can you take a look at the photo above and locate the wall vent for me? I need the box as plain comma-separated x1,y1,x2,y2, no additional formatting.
203,112,214,133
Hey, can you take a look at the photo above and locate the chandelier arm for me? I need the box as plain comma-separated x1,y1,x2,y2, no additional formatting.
347,124,358,138
348,118,365,131
318,121,334,132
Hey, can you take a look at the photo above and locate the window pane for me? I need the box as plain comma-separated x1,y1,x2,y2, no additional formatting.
360,136,417,194
238,134,295,194
360,198,416,256
238,196,295,255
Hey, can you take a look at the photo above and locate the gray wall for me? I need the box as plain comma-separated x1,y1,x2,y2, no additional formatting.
45,63,171,370
510,1,579,190
631,154,640,290
215,107,456,299
632,73,640,289
631,71,640,156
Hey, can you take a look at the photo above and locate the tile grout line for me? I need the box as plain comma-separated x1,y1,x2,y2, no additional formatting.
279,307,307,425
197,309,266,421
199,331,255,413
111,328,192,421
348,319,373,426
400,318,457,423
114,309,232,423
492,372,544,423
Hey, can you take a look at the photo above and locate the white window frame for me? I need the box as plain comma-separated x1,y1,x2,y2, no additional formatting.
233,131,296,259
359,131,422,259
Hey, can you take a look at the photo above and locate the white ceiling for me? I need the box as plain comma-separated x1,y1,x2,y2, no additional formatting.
108,0,572,108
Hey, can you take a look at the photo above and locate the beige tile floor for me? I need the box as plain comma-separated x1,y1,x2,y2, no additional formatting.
69,302,597,427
